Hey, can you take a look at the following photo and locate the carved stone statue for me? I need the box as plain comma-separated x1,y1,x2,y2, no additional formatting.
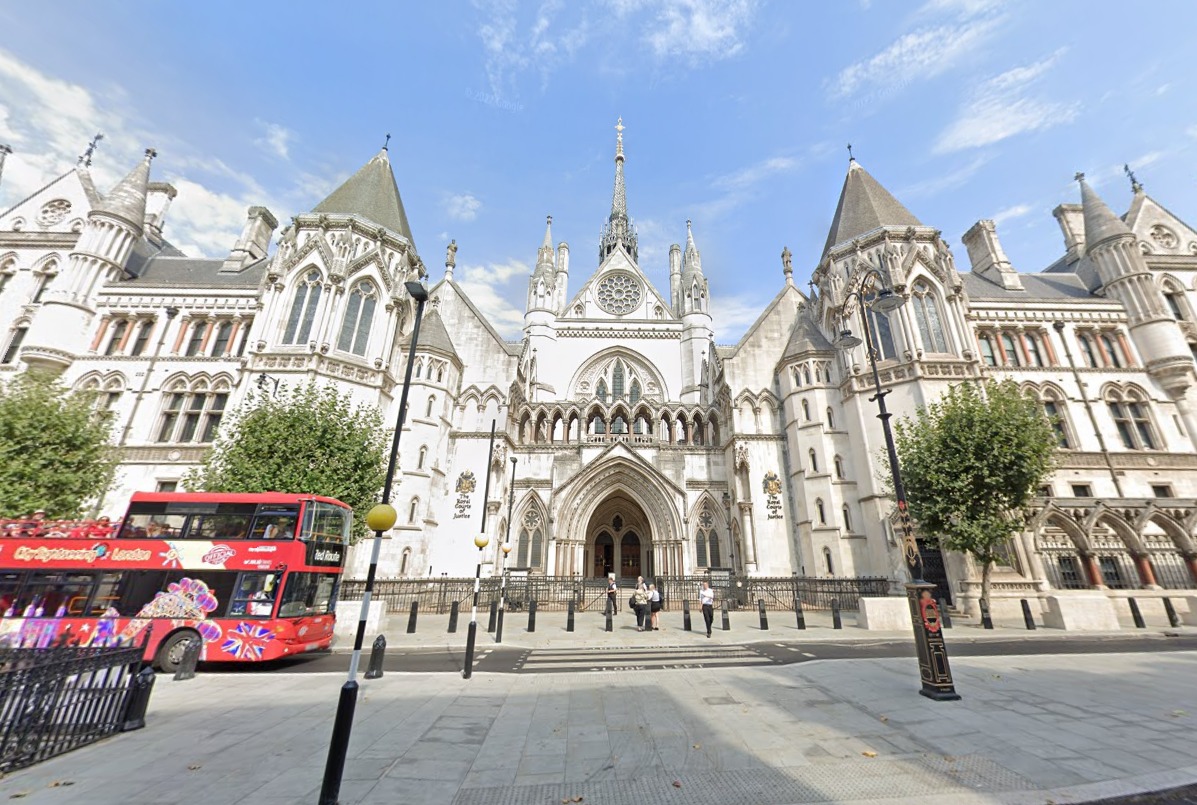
781,246,792,275
446,239,457,268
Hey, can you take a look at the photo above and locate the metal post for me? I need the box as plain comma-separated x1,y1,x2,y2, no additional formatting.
448,601,460,633
1020,599,1036,630
721,600,730,631
1163,598,1181,628
1128,597,1146,629
172,638,200,681
121,666,156,731
938,598,952,629
794,596,806,630
567,600,575,631
464,421,498,680
979,599,994,630
487,600,498,633
757,599,768,630
683,599,692,631
321,281,427,805
605,602,613,632
364,635,386,679
831,600,842,630
497,456,517,644
528,600,537,632
405,601,418,633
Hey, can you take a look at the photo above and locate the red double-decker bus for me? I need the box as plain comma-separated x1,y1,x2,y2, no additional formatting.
0,492,352,672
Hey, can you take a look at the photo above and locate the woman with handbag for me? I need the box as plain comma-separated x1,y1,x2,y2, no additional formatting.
632,577,649,631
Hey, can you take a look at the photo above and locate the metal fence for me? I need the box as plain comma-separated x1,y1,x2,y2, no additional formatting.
343,575,892,614
0,642,148,773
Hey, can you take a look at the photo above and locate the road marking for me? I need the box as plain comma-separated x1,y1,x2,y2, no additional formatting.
802,652,816,657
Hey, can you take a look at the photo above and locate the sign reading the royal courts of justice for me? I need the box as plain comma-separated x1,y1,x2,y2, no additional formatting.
762,471,784,520
453,470,476,520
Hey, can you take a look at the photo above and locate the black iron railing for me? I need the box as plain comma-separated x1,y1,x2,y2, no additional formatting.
0,641,151,772
342,575,891,613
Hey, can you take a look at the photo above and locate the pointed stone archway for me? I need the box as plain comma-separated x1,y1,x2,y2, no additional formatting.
550,448,685,577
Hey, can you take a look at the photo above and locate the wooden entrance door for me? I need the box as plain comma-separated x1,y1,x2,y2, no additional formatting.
594,532,614,577
620,532,641,578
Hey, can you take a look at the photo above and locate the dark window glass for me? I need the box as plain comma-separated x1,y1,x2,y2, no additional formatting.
228,572,282,617
278,572,336,617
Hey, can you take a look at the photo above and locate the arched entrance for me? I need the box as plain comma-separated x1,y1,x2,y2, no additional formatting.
584,492,652,579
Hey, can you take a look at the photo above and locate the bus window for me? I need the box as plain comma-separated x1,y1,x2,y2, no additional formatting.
0,571,22,617
120,512,188,539
191,513,252,541
303,501,350,544
278,572,337,618
229,572,281,617
249,507,300,540
90,572,124,616
15,572,95,617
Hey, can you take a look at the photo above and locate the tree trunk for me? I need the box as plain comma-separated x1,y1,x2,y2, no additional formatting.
980,558,993,614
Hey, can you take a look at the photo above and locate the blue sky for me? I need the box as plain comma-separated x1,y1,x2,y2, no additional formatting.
2,0,1195,342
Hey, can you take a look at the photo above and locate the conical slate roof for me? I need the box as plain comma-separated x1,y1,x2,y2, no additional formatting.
781,310,834,361
401,307,458,359
94,150,153,229
1078,175,1132,249
314,148,415,243
822,160,922,260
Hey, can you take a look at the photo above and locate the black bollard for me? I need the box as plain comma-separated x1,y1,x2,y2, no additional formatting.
448,601,459,633
938,598,952,629
173,636,200,681
528,600,537,632
757,599,769,630
682,599,692,632
487,600,498,633
567,600,575,632
1128,597,1146,629
1163,598,1181,628
605,604,613,632
794,597,806,630
406,601,418,634
121,666,157,731
721,600,730,631
364,635,386,679
1020,599,1036,630
831,600,842,630
979,599,994,629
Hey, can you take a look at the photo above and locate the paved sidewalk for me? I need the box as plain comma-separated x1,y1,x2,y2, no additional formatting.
343,607,1197,651
4,651,1197,804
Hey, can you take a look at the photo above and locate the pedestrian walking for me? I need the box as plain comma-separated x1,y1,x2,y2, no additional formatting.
649,584,662,630
699,580,715,637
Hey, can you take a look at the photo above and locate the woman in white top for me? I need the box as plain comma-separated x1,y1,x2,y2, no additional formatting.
649,584,662,630
699,581,715,637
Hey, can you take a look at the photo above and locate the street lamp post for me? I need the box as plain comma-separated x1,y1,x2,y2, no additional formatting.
496,456,517,643
463,420,498,679
320,280,429,804
833,271,960,701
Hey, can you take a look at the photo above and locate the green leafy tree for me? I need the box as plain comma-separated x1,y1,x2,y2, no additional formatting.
186,383,387,541
893,380,1057,610
0,371,119,518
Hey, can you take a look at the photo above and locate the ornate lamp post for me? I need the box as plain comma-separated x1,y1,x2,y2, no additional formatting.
320,280,429,804
832,271,959,701
496,456,517,643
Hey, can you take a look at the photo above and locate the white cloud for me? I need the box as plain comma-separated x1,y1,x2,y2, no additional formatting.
453,258,529,338
897,154,992,198
254,121,293,160
445,192,482,222
643,0,757,65
709,292,769,343
933,50,1079,154
991,203,1032,226
828,13,1002,100
691,150,809,221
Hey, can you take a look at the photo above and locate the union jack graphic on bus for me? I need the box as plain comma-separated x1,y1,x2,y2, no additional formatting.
221,621,275,660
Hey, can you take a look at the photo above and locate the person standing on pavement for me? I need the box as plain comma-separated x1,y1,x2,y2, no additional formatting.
607,574,619,615
699,581,715,637
649,584,662,630
633,577,649,631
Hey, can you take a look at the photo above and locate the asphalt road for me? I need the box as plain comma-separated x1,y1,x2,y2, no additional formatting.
197,631,1197,675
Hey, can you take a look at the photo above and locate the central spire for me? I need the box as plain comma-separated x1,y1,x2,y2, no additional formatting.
600,117,638,263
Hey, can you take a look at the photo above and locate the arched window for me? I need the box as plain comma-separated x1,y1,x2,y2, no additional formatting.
1042,390,1072,448
31,263,57,304
210,321,233,356
1107,388,1157,449
866,305,897,360
436,366,445,383
1024,332,1046,367
826,407,835,429
2,324,27,365
999,332,1022,367
1163,281,1189,321
517,510,544,569
695,506,714,568
1099,334,1124,368
842,504,852,531
823,546,834,575
337,280,378,355
612,360,625,399
596,378,608,403
155,378,230,443
834,455,845,479
912,283,949,353
802,366,811,385
978,334,997,367
184,322,206,357
816,498,826,525
417,446,427,470
104,320,129,356
425,396,436,418
414,359,423,379
629,379,641,405
1078,334,1099,368
283,270,322,344
801,399,810,421
808,449,818,474
400,548,411,576
408,497,420,524
130,320,153,357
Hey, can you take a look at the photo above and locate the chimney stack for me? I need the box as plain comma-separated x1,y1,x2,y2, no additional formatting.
222,206,278,272
962,219,1023,291
1052,203,1086,262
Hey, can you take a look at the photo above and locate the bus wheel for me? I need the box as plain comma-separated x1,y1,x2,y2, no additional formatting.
155,631,200,673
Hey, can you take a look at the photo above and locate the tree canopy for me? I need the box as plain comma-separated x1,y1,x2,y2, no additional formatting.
0,371,119,518
893,380,1057,606
186,382,387,540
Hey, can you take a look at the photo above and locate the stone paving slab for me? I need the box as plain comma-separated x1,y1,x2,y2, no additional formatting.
3,652,1197,804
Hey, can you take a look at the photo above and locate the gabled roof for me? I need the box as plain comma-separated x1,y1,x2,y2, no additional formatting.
313,148,415,243
822,160,922,260
402,307,459,362
781,310,834,361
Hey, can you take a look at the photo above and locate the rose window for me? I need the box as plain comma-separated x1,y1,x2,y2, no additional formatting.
37,199,72,228
596,273,642,315
1150,225,1178,249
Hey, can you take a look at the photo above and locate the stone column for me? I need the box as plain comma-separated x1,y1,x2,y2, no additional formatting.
1134,554,1159,589
1185,554,1197,586
739,501,757,569
1019,531,1050,592
1084,555,1107,589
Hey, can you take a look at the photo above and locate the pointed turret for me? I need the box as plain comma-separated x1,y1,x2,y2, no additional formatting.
314,147,415,243
599,118,638,263
821,159,922,260
94,148,154,232
678,219,712,403
683,220,702,275
536,215,555,274
1077,172,1133,249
